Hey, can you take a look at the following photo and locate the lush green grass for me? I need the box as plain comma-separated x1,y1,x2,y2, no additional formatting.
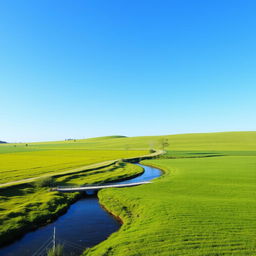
0,163,143,246
158,150,256,158
0,144,44,154
55,162,144,186
85,150,256,254
0,149,147,184
1,131,254,184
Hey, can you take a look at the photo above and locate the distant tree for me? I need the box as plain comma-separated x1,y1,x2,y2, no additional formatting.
25,144,28,147
159,138,169,150
34,177,56,188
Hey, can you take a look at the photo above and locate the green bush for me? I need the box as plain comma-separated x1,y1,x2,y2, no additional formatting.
34,177,56,188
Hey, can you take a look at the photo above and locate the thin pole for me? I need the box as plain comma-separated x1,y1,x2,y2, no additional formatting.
53,227,56,252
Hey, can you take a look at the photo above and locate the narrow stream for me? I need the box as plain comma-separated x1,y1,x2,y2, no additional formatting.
0,164,162,256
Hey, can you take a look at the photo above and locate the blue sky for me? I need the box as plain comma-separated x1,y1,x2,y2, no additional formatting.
0,0,255,142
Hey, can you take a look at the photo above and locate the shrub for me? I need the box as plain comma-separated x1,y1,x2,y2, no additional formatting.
34,177,56,188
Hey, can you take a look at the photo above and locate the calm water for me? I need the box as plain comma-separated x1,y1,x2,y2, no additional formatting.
0,164,162,256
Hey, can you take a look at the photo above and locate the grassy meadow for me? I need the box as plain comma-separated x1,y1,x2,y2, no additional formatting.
2,131,255,185
0,149,147,184
0,131,256,255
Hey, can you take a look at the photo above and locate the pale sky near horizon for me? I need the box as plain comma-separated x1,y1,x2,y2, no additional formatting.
1,0,256,142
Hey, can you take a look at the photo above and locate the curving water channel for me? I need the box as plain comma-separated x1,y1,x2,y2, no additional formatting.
0,164,162,256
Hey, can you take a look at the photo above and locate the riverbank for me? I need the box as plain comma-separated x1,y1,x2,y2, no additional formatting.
84,162,166,256
0,163,145,247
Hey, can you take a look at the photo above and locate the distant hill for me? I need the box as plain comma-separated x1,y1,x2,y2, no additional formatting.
88,135,127,140
27,131,256,151
0,141,7,144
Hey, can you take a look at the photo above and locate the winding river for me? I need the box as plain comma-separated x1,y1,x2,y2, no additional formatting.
0,164,162,256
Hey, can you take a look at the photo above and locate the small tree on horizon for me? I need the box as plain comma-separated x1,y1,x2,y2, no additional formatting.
159,138,169,150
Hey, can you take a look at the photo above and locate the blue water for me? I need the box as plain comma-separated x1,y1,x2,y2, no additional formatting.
0,164,162,256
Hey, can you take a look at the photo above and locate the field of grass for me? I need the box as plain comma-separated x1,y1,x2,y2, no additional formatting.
0,163,143,246
0,149,147,184
55,162,144,186
1,131,255,185
1,131,256,255
83,133,256,256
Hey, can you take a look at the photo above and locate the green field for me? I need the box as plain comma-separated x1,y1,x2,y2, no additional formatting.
1,131,256,255
1,131,255,185
0,149,147,184
83,132,256,256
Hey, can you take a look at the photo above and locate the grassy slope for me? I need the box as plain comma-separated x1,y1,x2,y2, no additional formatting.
0,150,147,184
85,132,256,256
40,131,256,151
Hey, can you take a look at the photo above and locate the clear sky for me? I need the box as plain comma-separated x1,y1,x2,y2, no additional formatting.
0,0,256,142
